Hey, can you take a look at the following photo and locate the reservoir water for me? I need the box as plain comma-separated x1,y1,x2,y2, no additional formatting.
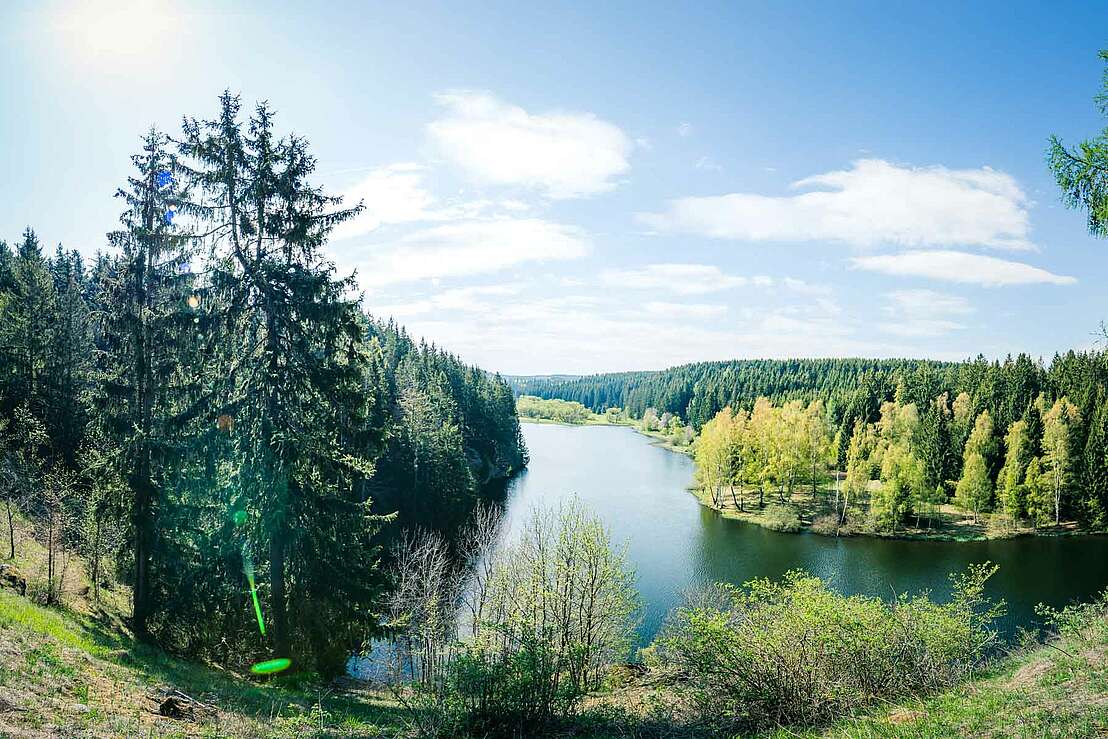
502,422,1108,644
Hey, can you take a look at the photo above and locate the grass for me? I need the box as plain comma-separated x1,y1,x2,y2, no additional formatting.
0,509,408,738
776,614,1108,738
5,586,1105,739
3,506,1105,738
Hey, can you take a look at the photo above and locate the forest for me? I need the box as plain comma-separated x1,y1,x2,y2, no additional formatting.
0,93,526,676
3,29,1108,739
518,352,1108,534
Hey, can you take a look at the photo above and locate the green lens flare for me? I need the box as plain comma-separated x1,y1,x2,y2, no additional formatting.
250,658,291,675
232,509,247,526
247,572,266,635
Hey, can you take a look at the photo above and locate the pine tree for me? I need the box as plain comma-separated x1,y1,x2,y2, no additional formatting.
180,94,386,667
2,228,57,420
1082,398,1108,528
1048,50,1108,237
45,247,93,466
98,129,196,641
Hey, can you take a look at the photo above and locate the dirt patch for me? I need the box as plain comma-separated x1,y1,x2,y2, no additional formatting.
887,708,926,724
1008,660,1051,689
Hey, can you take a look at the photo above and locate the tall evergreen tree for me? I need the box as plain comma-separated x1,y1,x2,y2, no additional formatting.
2,228,57,420
45,247,93,466
98,129,196,641
179,93,387,665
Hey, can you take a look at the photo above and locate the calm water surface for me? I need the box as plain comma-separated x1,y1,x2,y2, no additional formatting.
503,423,1108,644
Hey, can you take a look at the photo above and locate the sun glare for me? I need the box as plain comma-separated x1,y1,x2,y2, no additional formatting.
53,0,176,65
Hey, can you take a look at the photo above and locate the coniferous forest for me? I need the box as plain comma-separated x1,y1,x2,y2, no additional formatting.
0,94,526,675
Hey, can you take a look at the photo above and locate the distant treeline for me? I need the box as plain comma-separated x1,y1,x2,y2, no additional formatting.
516,395,592,424
521,353,1108,530
0,93,525,674
513,358,957,429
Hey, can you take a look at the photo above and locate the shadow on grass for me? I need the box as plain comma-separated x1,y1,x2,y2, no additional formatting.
15,596,409,734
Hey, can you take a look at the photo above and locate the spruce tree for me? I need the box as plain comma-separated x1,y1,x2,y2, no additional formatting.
45,247,93,466
3,228,57,421
99,129,196,641
180,93,386,668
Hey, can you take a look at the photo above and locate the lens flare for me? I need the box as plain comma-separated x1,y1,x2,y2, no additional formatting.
250,658,291,675
242,543,265,635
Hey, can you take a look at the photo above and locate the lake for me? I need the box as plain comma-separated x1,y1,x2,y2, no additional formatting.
501,422,1108,644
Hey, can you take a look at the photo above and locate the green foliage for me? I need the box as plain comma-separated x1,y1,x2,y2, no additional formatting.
516,394,592,423
383,501,639,737
0,93,527,676
954,454,992,523
655,564,1004,734
760,503,801,532
1047,49,1108,237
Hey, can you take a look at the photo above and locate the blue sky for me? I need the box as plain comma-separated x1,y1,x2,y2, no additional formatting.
2,1,1107,374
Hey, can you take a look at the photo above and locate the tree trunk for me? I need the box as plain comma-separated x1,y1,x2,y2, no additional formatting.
132,473,153,641
5,499,14,559
270,520,289,657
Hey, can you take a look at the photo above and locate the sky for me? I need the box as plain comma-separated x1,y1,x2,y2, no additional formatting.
2,1,1108,375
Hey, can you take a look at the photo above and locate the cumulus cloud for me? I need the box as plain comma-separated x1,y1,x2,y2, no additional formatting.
852,251,1076,287
600,263,830,297
427,91,632,199
639,159,1034,250
879,289,973,337
337,218,590,287
643,301,728,319
330,163,436,240
601,263,764,295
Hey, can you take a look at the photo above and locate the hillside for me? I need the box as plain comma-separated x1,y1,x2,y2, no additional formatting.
2,516,1105,739
3,587,1105,738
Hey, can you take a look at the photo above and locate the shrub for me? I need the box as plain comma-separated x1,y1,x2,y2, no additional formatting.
810,514,843,536
382,501,640,737
760,503,801,532
654,564,1004,734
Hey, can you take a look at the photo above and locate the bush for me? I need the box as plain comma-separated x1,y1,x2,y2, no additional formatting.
654,564,1004,734
382,501,640,737
760,503,801,532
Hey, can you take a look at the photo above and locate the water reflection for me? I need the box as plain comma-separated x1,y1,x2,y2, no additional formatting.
503,423,1108,645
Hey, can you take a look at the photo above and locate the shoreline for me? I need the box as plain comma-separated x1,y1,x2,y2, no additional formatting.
518,415,694,456
687,484,1102,542
519,417,1100,543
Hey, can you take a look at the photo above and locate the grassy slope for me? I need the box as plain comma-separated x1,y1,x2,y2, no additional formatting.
786,617,1108,738
4,590,1105,739
2,508,1105,738
0,512,406,738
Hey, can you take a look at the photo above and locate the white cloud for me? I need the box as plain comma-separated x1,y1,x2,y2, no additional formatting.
852,251,1076,287
390,290,936,375
338,218,590,287
370,284,522,319
331,163,436,240
639,159,1034,250
427,91,632,199
643,301,727,319
600,263,828,297
878,289,973,337
695,156,723,172
601,263,757,295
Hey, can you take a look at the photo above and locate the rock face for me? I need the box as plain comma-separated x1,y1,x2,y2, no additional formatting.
0,564,27,597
